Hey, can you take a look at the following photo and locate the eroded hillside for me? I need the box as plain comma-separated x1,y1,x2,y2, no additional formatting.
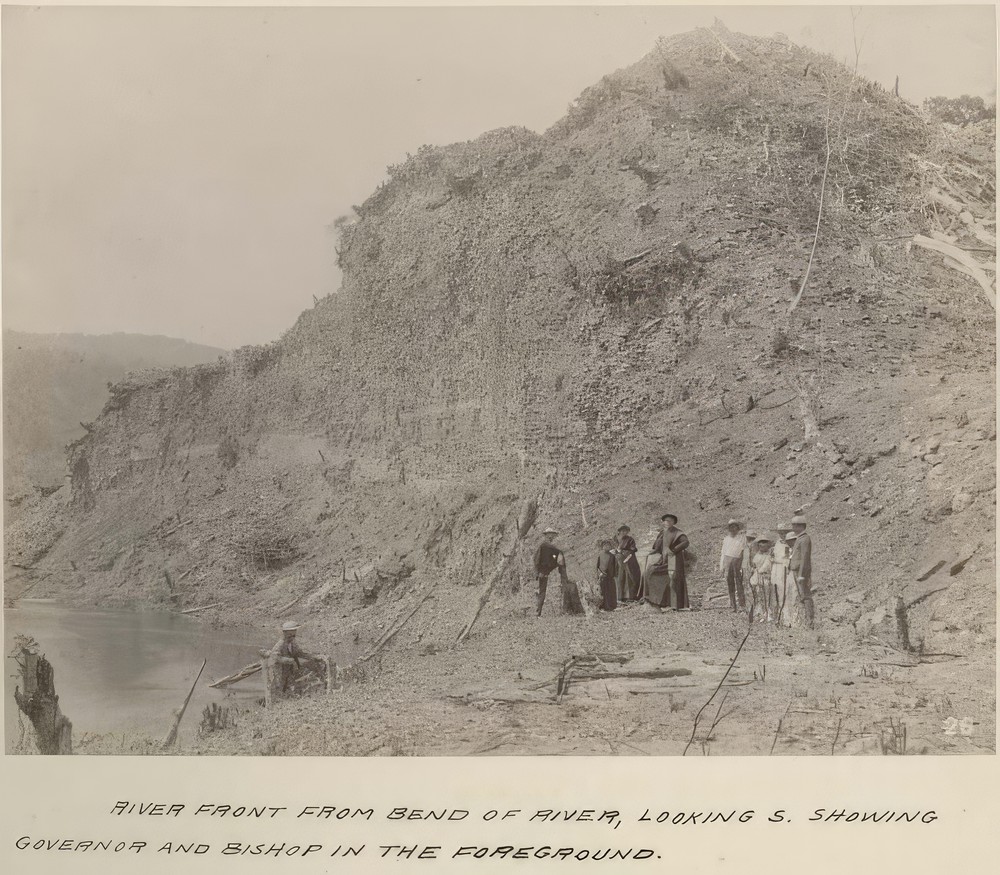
6,27,995,753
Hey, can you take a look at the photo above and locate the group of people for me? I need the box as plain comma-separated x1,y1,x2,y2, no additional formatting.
534,513,693,616
534,513,815,629
719,515,814,628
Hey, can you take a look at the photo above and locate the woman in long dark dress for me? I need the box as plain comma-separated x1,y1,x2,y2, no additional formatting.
648,513,690,610
596,540,618,611
614,525,642,602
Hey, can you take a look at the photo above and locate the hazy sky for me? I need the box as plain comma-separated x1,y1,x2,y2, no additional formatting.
2,4,996,350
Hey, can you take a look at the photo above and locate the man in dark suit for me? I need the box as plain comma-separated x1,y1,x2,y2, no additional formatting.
534,527,568,616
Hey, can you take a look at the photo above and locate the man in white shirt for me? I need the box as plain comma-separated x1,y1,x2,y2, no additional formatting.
719,519,747,612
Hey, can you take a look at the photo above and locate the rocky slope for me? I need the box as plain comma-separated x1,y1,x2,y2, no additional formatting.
7,26,995,752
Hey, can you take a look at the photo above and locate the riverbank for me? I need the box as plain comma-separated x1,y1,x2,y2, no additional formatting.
11,597,987,757
4,600,271,754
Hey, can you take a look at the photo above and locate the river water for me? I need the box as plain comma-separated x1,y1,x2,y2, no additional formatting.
4,600,268,753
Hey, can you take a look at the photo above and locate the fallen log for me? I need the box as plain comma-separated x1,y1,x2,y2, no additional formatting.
913,234,995,307
180,602,220,615
704,27,742,63
208,662,262,689
566,667,694,682
622,248,653,267
360,591,433,662
456,499,537,645
276,588,312,617
160,519,194,538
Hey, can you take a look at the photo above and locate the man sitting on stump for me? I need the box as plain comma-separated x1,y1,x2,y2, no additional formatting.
269,621,324,695
534,527,569,616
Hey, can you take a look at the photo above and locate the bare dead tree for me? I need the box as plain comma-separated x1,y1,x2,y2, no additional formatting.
787,102,832,315
683,608,754,755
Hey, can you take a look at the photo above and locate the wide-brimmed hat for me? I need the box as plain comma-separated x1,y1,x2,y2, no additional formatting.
745,531,758,541
784,532,799,542
617,525,631,532
661,513,678,523
791,515,808,526
726,518,741,527
281,621,302,632
776,522,792,532
754,537,774,546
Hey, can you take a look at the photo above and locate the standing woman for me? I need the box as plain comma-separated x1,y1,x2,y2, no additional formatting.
596,539,618,612
776,531,799,627
749,537,773,622
614,525,642,602
650,513,691,611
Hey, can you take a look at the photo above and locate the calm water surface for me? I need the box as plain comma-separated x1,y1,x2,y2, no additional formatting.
5,600,268,752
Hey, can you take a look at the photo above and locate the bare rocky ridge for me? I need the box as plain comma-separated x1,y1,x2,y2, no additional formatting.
7,27,995,755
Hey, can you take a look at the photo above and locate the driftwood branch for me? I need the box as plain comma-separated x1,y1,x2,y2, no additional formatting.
162,658,207,750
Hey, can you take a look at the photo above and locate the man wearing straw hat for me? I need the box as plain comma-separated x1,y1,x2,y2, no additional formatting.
271,620,319,694
748,537,774,621
534,527,569,616
789,515,815,628
719,519,747,612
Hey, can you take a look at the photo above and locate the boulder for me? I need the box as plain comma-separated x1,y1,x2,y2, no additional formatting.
827,601,862,624
951,491,974,514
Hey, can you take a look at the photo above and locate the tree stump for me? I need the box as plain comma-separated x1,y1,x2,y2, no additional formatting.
13,645,73,754
560,577,589,615
262,651,330,704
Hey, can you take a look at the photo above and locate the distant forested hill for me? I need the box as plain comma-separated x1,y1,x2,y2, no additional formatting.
3,331,225,502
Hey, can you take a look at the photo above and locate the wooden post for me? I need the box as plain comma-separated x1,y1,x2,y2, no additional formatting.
893,596,912,652
13,645,73,754
262,652,275,707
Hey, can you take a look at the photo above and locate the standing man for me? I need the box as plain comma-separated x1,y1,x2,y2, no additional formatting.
719,519,747,612
649,513,691,610
534,527,569,617
789,515,815,628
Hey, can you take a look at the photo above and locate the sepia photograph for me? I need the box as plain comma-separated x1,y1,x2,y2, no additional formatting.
3,3,996,758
